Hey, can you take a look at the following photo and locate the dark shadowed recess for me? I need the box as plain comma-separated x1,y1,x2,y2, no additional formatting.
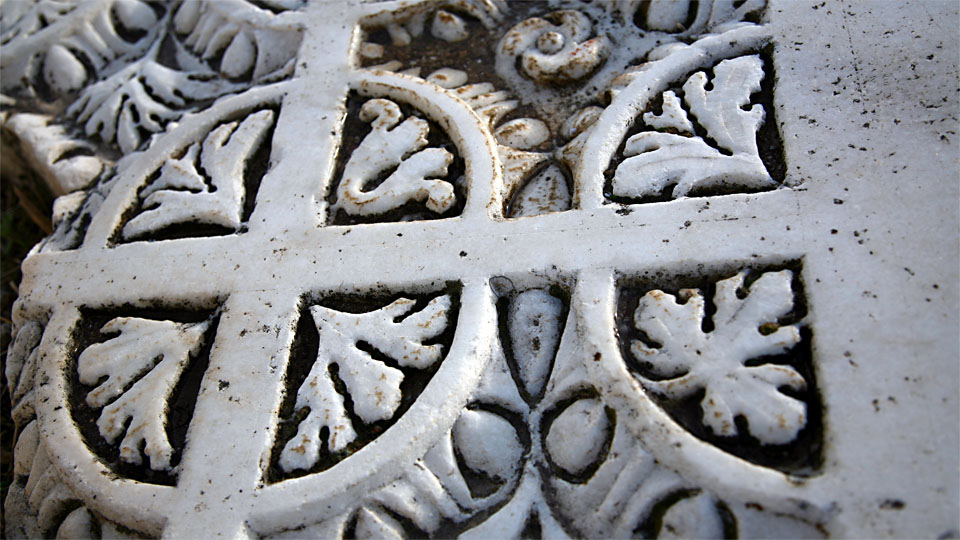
634,488,738,539
615,261,823,475
360,1,543,97
68,307,219,486
266,283,461,483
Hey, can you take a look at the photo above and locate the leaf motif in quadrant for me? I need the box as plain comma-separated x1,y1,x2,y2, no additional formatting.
172,0,302,81
330,98,457,220
611,55,778,201
121,109,276,240
50,0,300,153
67,60,242,154
278,294,453,474
76,316,213,471
631,270,806,445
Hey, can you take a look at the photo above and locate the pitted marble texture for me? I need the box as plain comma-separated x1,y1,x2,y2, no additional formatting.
2,0,957,539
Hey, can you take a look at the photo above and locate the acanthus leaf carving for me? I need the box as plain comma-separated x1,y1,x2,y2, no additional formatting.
631,270,807,444
320,285,676,539
1,1,77,47
642,90,695,134
333,98,455,217
77,316,212,470
614,132,770,198
5,1,839,536
3,0,300,162
173,0,301,81
684,54,765,156
122,108,275,239
612,54,776,200
260,274,824,539
613,55,776,197
2,112,105,196
39,171,120,253
279,295,452,472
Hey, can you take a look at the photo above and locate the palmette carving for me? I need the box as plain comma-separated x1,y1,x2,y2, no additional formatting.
1,0,159,95
274,284,823,539
122,109,275,239
68,58,243,154
173,0,301,81
279,295,452,473
67,0,298,153
2,0,300,161
77,316,212,470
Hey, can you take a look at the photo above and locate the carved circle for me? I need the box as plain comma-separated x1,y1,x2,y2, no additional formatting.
497,10,611,85
30,69,506,535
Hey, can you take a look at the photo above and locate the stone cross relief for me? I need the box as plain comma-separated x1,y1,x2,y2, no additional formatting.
3,0,910,538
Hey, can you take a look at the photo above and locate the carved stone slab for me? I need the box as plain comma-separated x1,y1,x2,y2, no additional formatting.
2,0,957,538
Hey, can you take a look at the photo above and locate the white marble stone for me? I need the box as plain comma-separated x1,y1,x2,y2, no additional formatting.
2,0,956,538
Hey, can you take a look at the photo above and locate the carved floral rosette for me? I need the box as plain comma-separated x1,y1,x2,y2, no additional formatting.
3,1,831,538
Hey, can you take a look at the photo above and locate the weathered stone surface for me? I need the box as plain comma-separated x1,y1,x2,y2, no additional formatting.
2,0,957,538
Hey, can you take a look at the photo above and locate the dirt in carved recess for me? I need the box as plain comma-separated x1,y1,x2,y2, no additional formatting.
266,283,461,484
615,261,823,476
68,308,219,486
360,2,541,91
754,46,787,183
359,1,584,140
